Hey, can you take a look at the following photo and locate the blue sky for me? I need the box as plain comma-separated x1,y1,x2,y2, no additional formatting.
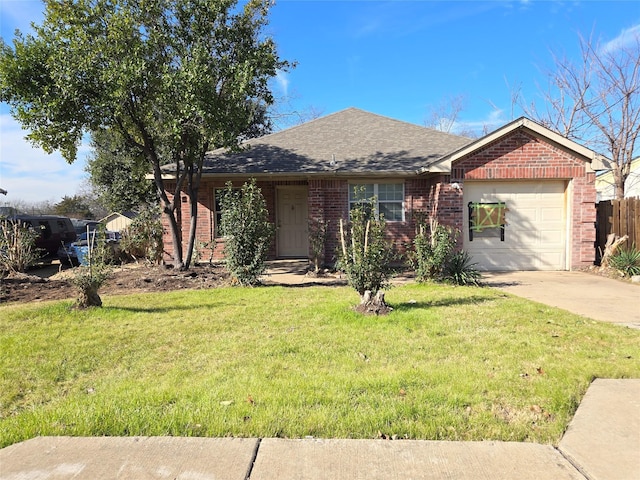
1,0,639,204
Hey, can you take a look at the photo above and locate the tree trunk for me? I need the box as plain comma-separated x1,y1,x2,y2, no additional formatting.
150,149,186,270
183,153,207,270
164,204,184,270
601,233,628,267
75,287,102,309
613,164,626,200
356,290,392,315
184,186,199,270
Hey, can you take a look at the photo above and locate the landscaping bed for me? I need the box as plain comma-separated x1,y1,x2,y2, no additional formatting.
0,263,229,304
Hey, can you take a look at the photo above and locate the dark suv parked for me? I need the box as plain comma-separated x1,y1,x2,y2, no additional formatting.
8,215,77,257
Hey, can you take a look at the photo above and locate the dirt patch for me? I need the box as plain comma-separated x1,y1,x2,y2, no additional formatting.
579,265,633,282
4,262,630,306
0,263,230,305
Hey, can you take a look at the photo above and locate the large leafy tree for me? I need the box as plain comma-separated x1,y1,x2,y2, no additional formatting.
53,194,94,218
0,0,289,269
86,129,158,213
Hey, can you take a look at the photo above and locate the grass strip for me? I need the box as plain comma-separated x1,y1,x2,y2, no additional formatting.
1,283,638,447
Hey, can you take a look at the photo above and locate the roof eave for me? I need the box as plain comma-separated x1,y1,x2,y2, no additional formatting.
198,170,420,179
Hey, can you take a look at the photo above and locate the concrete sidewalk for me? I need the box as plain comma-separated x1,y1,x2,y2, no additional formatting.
483,271,640,329
2,379,638,480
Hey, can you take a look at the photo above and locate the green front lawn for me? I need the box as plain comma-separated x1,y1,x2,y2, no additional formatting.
1,283,638,447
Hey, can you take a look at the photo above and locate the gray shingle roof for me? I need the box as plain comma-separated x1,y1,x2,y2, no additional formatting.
195,108,472,177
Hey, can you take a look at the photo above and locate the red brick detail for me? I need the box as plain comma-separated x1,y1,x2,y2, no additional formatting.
162,179,309,263
453,131,587,181
425,174,464,235
308,179,349,264
452,129,596,269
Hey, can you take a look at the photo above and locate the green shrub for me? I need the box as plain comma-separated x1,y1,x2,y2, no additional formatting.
119,208,163,263
609,244,640,277
413,218,457,282
309,217,329,273
336,199,396,301
444,250,481,286
0,219,42,273
219,179,274,286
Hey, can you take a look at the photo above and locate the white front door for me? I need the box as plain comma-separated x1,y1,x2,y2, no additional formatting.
463,181,568,271
277,187,309,257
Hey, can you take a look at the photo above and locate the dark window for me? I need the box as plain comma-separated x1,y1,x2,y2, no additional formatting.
38,221,52,239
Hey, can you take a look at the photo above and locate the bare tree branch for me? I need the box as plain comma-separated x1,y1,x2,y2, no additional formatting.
519,32,640,199
424,94,467,134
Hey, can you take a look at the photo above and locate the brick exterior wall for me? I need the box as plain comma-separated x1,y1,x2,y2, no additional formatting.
308,178,348,265
162,177,437,266
309,178,434,266
160,129,596,270
424,174,463,231
163,179,303,264
442,129,596,269
162,182,216,264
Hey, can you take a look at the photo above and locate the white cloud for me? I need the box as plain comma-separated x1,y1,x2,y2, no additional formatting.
0,114,89,203
453,108,506,136
601,24,640,54
351,2,501,40
353,18,382,38
275,69,290,98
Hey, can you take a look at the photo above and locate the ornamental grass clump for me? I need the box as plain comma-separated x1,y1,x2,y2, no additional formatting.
608,244,640,277
0,218,42,274
443,250,481,286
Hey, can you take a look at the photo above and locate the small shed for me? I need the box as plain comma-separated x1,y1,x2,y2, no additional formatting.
101,211,137,232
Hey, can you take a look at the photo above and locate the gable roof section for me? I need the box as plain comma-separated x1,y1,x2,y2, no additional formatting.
424,117,608,174
195,108,472,177
101,211,137,221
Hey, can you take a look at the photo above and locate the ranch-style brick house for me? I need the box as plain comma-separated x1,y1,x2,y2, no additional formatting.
161,108,604,271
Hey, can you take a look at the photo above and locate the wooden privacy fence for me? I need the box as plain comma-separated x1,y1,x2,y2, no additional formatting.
596,197,640,263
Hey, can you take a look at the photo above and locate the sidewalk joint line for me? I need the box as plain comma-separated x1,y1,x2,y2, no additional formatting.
245,437,262,480
555,446,591,480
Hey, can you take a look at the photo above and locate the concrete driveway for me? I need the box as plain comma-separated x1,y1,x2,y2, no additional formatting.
483,271,640,329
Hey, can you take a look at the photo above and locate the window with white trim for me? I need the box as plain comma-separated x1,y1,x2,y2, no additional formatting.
349,183,404,221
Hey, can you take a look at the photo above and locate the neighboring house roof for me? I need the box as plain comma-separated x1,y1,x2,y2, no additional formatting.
427,117,607,173
100,211,137,223
163,108,472,178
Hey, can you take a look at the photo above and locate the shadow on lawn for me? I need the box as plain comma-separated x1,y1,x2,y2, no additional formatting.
103,300,225,314
270,281,348,288
392,293,498,312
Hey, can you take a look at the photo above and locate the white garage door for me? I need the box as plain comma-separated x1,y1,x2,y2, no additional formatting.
463,181,567,271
